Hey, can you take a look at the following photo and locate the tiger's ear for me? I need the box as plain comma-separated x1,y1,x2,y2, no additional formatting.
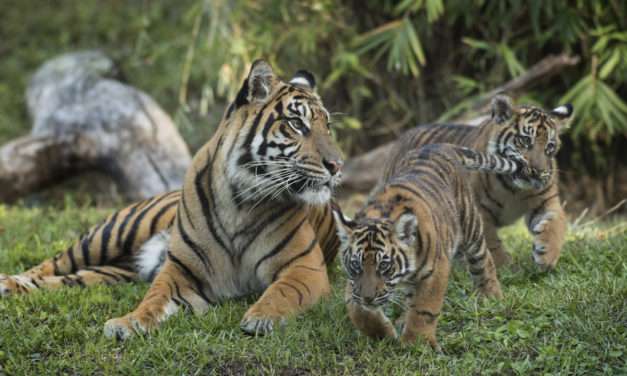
550,104,573,133
331,204,355,246
394,212,417,248
289,70,316,90
235,60,277,107
491,94,514,124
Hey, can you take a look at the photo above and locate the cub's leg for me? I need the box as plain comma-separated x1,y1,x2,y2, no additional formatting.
103,258,213,341
481,215,512,268
240,240,330,335
0,266,138,296
400,259,450,351
526,195,566,270
462,239,503,299
345,283,396,339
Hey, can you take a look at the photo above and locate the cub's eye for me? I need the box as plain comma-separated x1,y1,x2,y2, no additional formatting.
349,258,361,272
545,142,557,156
515,135,532,149
379,259,392,273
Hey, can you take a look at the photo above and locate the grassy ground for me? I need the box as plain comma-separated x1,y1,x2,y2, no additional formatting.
0,203,625,375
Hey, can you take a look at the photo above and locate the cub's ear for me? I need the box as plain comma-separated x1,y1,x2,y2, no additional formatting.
491,94,514,124
394,212,417,248
331,204,355,245
235,59,277,107
289,70,316,90
550,104,573,133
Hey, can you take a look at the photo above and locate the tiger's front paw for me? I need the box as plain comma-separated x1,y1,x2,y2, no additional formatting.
0,274,34,297
240,311,286,336
103,315,147,341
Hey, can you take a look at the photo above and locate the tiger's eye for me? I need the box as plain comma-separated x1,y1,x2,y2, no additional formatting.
516,135,532,149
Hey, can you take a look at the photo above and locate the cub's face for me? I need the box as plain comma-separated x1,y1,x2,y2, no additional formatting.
230,61,344,205
488,95,573,190
332,210,417,308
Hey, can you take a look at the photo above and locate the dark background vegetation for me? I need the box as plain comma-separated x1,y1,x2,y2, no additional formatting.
0,0,625,213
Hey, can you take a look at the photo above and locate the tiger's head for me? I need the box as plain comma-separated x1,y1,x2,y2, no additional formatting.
487,95,573,190
227,60,343,206
332,207,418,308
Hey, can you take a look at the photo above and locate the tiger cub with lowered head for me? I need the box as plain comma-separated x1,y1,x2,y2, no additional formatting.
0,60,344,340
388,96,573,270
333,143,524,350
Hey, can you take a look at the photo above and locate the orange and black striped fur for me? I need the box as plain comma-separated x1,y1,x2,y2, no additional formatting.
333,144,523,350
0,60,343,340
388,95,573,270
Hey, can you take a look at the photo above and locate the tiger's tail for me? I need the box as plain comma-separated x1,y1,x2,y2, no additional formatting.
453,146,523,174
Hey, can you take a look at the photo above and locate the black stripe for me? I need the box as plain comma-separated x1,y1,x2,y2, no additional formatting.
271,238,317,281
195,142,233,254
254,217,306,276
177,214,213,274
167,252,214,305
80,236,91,266
67,246,78,273
149,200,178,234
277,281,304,305
115,202,143,251
84,267,124,282
123,196,170,256
528,193,559,223
100,212,120,265
414,309,439,323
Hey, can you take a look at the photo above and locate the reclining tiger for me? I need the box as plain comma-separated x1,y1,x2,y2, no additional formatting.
333,143,524,350
386,95,573,270
0,60,344,340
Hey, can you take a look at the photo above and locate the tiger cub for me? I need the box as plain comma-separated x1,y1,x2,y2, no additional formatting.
387,96,573,269
0,60,343,340
333,143,523,350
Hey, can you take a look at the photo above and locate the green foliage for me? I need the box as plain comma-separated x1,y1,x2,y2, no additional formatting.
0,0,625,164
0,205,626,374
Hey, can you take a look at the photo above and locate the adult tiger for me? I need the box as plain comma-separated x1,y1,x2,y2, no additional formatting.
385,95,573,270
333,143,523,350
0,60,343,340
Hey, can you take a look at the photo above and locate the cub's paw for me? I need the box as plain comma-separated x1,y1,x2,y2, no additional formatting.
0,274,33,297
240,315,285,336
103,316,147,341
479,282,504,300
531,243,558,271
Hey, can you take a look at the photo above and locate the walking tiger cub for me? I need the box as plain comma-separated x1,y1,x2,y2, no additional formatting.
388,96,573,269
0,60,344,340
333,144,524,350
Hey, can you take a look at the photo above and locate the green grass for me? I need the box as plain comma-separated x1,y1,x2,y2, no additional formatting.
0,203,625,375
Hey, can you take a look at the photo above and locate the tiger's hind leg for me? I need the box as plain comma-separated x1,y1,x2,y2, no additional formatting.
482,216,512,268
462,239,503,299
400,257,450,351
0,266,138,297
103,259,213,341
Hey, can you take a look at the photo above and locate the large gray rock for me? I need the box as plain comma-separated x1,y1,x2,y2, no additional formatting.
0,51,191,202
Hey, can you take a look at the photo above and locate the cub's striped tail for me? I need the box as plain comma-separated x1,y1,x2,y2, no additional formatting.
454,146,523,174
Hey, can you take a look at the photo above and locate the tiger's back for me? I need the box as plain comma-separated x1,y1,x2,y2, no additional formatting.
385,96,573,269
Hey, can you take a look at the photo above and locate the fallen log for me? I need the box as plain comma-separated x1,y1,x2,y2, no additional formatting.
341,53,580,192
0,51,192,203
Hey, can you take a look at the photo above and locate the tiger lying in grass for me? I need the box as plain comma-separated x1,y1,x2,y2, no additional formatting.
333,143,524,350
388,96,573,270
0,60,344,340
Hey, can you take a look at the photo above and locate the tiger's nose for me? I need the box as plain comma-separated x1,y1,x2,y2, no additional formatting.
323,158,343,176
